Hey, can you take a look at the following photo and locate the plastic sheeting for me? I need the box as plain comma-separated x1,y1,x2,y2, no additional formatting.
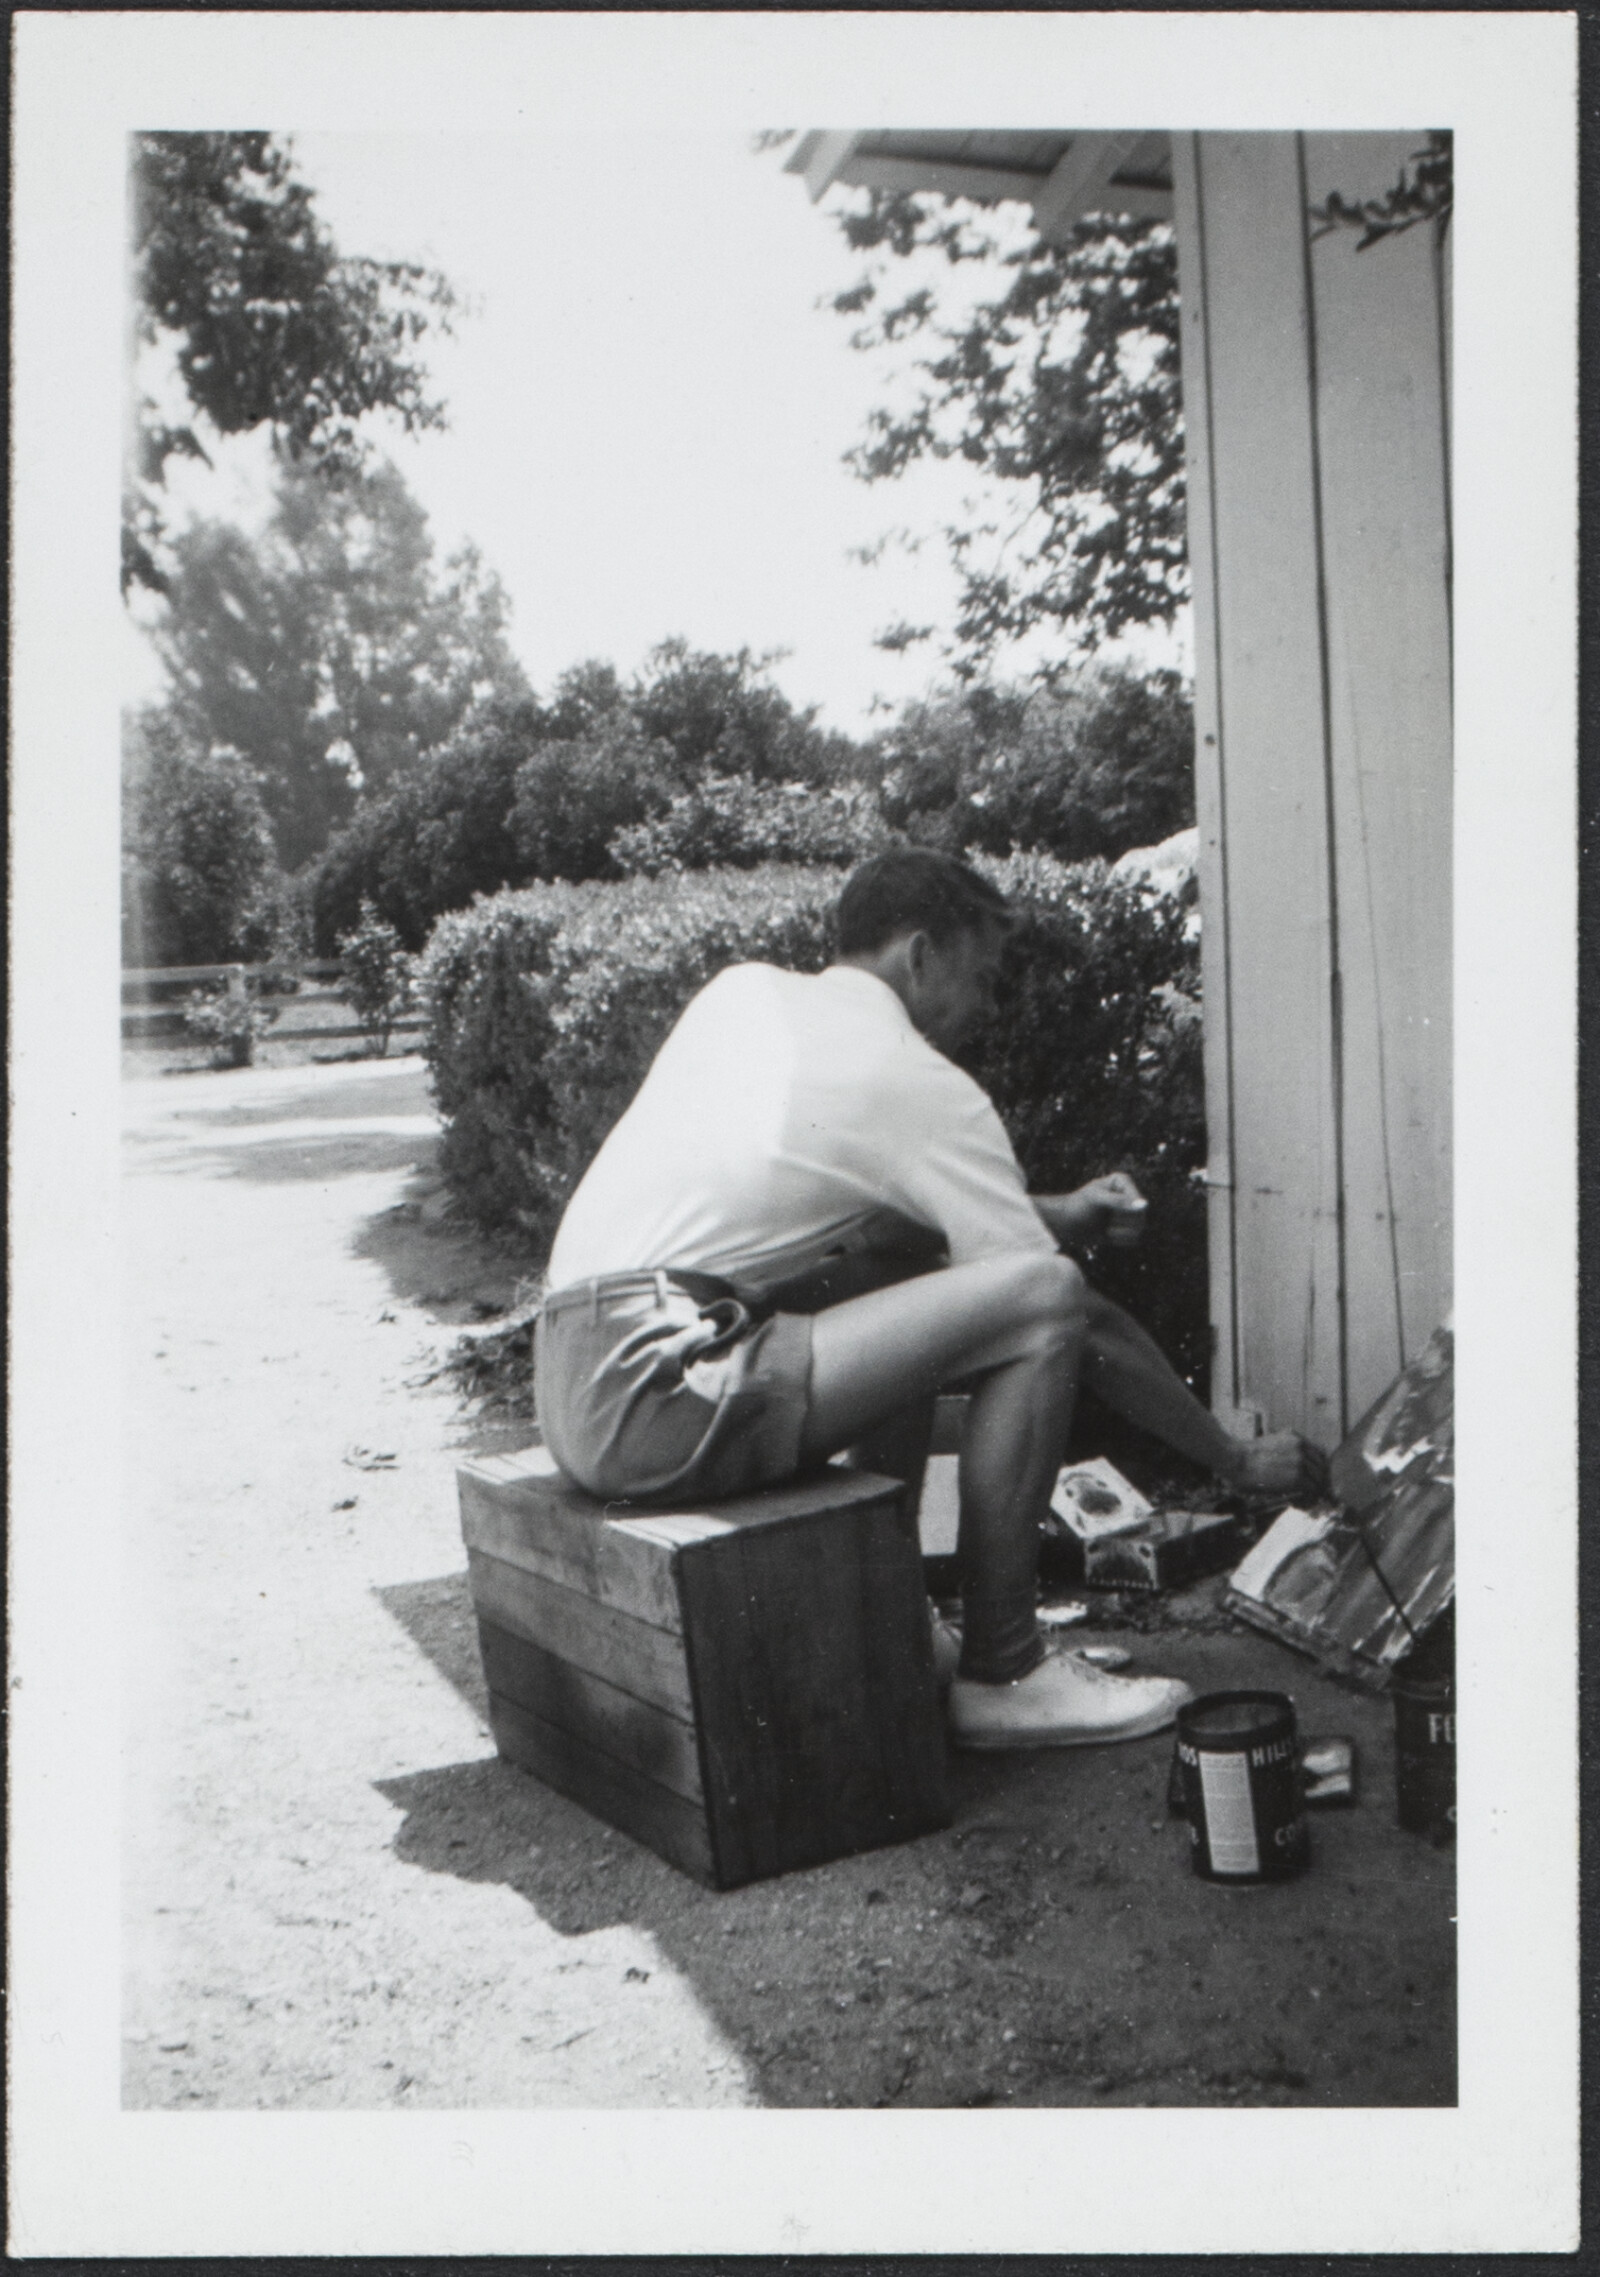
1225,1323,1454,1687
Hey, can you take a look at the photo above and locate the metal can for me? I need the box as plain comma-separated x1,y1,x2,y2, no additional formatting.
1175,1690,1309,1882
1392,1677,1455,1842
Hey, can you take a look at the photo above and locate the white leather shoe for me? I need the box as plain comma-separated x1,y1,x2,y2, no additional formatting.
948,1647,1193,1750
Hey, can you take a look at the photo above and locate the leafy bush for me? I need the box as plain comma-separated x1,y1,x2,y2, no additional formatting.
122,709,281,968
627,638,857,785
610,774,890,877
336,899,417,1055
417,853,1207,1391
307,645,869,955
182,974,280,1067
508,726,684,884
970,850,1207,1390
868,667,1194,866
308,694,552,952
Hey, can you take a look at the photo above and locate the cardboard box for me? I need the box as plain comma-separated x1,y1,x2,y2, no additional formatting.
1075,1505,1261,1592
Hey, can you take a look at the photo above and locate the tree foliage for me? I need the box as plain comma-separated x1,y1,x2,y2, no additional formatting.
308,693,552,954
153,458,527,870
823,188,1186,674
336,899,417,1056
1309,130,1452,251
508,726,684,888
869,666,1194,864
127,131,457,595
626,639,858,784
121,709,280,967
306,643,863,951
611,772,889,878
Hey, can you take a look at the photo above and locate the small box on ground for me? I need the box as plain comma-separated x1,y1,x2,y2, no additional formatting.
1076,1505,1261,1591
458,1449,951,1889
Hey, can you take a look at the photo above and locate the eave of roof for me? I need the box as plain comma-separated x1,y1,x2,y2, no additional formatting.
785,129,1174,234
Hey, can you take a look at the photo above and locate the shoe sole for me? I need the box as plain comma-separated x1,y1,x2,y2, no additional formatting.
951,1704,1182,1751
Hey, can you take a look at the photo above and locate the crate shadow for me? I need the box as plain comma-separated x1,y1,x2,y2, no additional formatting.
371,1571,1457,2111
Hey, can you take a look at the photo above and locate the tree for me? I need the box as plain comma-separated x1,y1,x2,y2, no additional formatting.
818,188,1185,676
508,724,684,886
308,694,555,953
122,709,280,967
336,900,416,1056
153,458,528,869
307,643,870,952
127,132,456,595
870,668,1194,864
609,772,889,878
628,638,857,784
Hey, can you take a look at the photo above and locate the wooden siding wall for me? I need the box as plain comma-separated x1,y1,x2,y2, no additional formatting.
1172,132,1452,1441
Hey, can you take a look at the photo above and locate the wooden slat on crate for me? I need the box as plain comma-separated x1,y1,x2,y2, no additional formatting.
676,1487,949,1886
460,1454,686,1628
477,1617,703,1802
465,1548,694,1720
487,1692,718,1884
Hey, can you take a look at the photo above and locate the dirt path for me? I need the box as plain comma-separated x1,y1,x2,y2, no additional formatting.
122,1053,1455,2112
121,1055,756,2107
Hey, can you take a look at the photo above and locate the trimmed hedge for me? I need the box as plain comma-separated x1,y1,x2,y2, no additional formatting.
418,853,1209,1392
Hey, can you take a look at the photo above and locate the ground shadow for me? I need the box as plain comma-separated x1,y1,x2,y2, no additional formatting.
146,1129,444,1184
352,1168,542,1462
374,1570,1457,2110
352,1166,539,1323
167,1063,438,1129
125,1060,443,1187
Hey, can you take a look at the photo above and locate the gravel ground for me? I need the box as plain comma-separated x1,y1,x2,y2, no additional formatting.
121,1054,1455,2110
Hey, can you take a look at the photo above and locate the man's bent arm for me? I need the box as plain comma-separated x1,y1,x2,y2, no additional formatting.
1033,1192,1104,1250
1032,1175,1146,1253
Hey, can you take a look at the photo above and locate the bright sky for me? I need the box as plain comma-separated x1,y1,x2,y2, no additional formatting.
128,131,1011,734
130,128,1182,736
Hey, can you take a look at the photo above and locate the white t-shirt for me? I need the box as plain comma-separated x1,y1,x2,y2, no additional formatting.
545,961,1053,1298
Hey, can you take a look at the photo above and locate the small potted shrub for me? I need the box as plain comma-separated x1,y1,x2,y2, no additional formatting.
336,900,417,1057
183,970,280,1068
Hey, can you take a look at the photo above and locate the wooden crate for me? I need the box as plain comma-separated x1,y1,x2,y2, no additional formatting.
458,1449,951,1888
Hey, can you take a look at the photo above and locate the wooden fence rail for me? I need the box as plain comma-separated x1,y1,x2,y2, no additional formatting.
121,959,426,1048
121,959,345,993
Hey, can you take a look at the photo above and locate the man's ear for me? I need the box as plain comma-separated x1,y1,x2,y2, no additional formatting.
904,929,933,984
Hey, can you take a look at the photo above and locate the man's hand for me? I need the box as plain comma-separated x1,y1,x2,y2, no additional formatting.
1076,1172,1150,1248
1222,1430,1331,1501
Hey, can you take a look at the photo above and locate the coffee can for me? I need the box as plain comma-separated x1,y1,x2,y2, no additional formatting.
1392,1677,1455,1843
1175,1691,1309,1883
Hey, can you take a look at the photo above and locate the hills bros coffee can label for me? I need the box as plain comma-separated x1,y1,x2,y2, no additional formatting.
1175,1691,1309,1882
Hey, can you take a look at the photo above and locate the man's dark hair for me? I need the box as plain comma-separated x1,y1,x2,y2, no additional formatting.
834,847,1013,955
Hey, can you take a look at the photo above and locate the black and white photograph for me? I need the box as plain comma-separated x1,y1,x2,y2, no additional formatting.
9,9,1579,2257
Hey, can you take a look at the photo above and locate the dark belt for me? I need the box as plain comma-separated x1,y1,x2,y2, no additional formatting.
540,1267,758,1317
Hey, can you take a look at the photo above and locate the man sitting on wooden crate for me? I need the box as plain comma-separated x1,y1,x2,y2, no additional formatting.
536,849,1327,1750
